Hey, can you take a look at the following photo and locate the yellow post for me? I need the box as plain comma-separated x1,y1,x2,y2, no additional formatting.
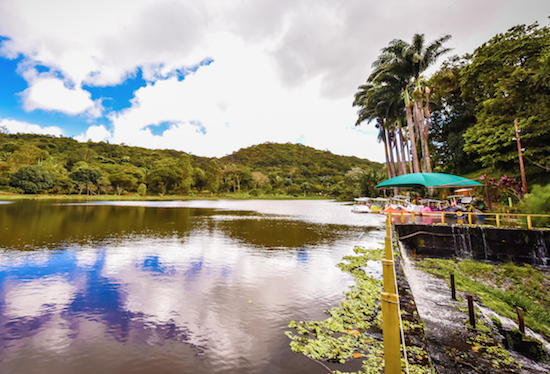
381,292,402,374
382,259,397,294
385,236,393,261
527,215,532,230
386,215,391,238
496,214,500,228
441,212,445,225
412,212,415,224
468,212,472,227
400,211,404,224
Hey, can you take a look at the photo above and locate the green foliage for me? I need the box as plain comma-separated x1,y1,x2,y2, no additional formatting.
146,159,181,195
205,160,221,193
428,55,480,174
137,183,147,197
9,165,56,194
178,154,194,194
461,23,550,174
416,258,550,337
0,133,381,198
286,246,432,374
520,184,550,224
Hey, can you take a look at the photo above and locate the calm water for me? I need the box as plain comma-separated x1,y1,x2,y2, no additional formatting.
0,199,385,374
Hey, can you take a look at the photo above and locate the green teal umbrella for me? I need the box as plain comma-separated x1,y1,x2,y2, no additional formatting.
375,173,483,188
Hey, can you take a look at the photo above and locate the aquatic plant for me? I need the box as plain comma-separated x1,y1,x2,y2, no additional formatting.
286,246,433,374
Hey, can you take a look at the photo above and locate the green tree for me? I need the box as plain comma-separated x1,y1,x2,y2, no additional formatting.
177,154,194,194
369,33,452,173
205,160,221,193
462,23,550,174
146,159,181,195
10,165,56,194
137,183,147,196
104,164,144,194
69,163,103,195
427,55,479,174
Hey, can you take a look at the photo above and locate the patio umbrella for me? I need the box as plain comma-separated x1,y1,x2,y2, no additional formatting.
375,173,483,189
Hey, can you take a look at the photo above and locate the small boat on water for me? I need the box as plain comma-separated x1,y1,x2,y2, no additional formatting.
351,197,389,213
379,196,423,215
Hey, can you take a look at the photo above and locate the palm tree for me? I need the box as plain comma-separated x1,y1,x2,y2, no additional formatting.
353,81,406,179
368,33,451,173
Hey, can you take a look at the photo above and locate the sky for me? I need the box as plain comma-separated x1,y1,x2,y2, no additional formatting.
0,0,548,163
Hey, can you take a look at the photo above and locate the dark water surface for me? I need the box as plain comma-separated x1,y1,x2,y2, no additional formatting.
0,199,384,374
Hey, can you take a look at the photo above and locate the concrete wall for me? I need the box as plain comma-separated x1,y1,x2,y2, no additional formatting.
395,224,550,266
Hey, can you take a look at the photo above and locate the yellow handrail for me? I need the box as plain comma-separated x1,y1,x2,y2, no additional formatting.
403,211,550,230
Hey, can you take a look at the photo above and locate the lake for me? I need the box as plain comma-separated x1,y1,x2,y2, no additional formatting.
0,199,385,374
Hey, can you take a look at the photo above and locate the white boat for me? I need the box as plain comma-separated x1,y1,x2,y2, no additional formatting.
380,196,423,214
351,197,389,213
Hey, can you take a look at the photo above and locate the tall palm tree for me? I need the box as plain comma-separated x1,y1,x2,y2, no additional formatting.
368,33,451,173
353,82,402,179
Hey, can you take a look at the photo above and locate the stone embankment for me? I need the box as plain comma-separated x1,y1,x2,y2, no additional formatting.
393,225,550,373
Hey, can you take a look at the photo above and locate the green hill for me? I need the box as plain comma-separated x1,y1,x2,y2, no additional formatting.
0,133,383,198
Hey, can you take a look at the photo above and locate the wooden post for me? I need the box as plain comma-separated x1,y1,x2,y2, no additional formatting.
441,212,445,225
517,307,525,334
467,294,475,328
527,215,532,230
468,212,472,227
515,119,528,194
381,292,402,374
450,273,456,300
496,214,500,228
412,212,415,224
401,211,404,224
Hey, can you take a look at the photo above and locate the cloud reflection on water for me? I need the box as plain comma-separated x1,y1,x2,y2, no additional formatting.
0,200,384,373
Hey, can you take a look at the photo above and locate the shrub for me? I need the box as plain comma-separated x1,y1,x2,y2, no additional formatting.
9,165,56,194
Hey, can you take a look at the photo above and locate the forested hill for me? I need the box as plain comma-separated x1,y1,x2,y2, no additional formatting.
0,133,383,198
222,142,378,174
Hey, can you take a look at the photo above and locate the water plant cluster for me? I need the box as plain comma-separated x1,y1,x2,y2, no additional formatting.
286,246,432,374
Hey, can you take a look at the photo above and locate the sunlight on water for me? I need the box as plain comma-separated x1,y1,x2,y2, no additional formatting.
0,200,385,374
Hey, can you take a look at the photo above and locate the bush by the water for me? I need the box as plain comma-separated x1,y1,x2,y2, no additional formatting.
9,165,56,194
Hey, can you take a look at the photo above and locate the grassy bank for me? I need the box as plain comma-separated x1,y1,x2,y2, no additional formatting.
415,258,550,338
0,191,334,201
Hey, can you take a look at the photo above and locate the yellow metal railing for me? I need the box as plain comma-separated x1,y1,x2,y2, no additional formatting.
392,211,550,230
381,216,408,374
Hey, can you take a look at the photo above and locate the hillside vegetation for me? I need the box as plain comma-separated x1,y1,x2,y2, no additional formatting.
0,133,383,199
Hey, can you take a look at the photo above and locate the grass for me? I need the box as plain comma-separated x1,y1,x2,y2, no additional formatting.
0,190,333,201
415,258,550,338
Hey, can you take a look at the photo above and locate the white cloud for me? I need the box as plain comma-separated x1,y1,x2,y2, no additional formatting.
20,70,102,116
0,118,64,136
0,0,548,162
74,124,112,143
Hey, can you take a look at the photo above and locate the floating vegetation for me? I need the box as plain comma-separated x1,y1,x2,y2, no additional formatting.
285,246,433,374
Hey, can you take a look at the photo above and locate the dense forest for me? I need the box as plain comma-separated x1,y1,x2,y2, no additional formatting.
0,132,383,199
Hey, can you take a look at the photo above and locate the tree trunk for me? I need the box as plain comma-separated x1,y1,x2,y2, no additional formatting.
413,88,432,173
398,125,409,174
424,88,433,171
405,102,421,173
392,123,406,175
381,128,393,179
386,128,396,178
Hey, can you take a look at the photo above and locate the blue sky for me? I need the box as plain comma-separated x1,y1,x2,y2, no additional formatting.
0,0,548,161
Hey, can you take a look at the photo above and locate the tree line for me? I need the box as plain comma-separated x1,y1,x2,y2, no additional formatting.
353,22,550,191
0,133,383,199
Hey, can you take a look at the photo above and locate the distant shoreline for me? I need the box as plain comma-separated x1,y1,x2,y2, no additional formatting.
0,192,335,202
